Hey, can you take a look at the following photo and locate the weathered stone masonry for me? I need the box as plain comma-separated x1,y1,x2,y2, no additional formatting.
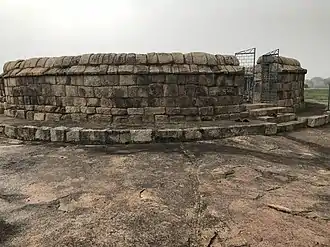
1,52,245,123
255,56,307,110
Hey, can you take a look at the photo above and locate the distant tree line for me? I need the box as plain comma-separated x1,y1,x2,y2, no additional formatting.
305,77,330,88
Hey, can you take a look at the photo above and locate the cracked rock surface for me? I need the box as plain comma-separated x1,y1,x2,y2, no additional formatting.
0,126,330,246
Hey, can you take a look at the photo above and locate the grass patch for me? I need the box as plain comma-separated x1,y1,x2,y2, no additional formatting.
304,88,329,105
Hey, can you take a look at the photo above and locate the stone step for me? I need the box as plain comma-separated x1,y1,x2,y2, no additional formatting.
277,119,307,133
243,103,276,111
299,114,329,128
257,113,297,123
249,106,292,117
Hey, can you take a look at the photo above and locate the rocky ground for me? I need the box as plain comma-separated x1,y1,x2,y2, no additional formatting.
0,126,330,247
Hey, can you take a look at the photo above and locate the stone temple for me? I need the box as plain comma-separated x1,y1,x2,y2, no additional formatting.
0,52,306,123
3,51,326,145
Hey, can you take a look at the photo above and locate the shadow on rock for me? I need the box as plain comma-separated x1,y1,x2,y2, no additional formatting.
0,218,22,245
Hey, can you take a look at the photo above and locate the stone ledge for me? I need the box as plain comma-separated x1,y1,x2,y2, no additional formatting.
2,64,244,77
0,121,276,144
299,114,330,128
3,52,241,76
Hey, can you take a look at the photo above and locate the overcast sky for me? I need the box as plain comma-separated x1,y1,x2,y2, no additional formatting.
0,0,329,78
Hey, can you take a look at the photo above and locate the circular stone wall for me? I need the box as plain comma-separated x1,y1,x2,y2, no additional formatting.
2,52,245,124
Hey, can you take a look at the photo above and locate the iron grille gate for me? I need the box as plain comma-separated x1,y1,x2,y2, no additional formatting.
235,48,256,103
260,49,280,103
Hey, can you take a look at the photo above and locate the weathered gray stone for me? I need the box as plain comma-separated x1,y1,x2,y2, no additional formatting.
264,123,277,135
78,87,94,98
80,129,107,144
35,126,51,141
80,107,96,114
305,115,329,127
50,126,68,142
107,130,131,144
144,107,165,115
127,108,144,115
4,125,17,138
147,53,158,64
164,84,178,97
119,75,136,85
71,113,87,122
155,115,169,123
130,129,153,143
45,113,61,121
34,113,45,121
158,53,173,64
84,76,102,86
111,108,127,115
184,128,202,140
155,129,183,142
17,126,37,141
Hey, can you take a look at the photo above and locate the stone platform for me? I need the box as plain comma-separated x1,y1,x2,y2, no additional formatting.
0,114,277,144
0,111,329,145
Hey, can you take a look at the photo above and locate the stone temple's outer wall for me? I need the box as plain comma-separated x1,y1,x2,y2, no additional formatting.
1,53,245,123
255,56,307,110
0,75,5,114
0,75,5,102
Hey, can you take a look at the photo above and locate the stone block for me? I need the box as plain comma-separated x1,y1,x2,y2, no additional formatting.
84,76,102,87
112,86,128,98
112,116,129,124
148,84,163,97
147,53,158,64
127,108,144,115
4,125,17,138
200,127,220,139
15,110,26,119
107,129,131,144
34,113,45,121
86,98,100,107
87,114,111,122
155,129,183,142
35,126,51,141
73,97,87,106
45,113,61,121
144,107,165,115
111,108,127,115
66,86,78,97
165,107,181,115
180,107,198,116
78,86,94,98
128,115,143,124
119,75,136,85
50,126,68,142
80,129,107,144
80,107,96,114
17,126,37,141
184,128,202,140
100,98,114,108
199,106,214,116
130,129,153,143
169,115,185,122
305,115,329,127
142,115,155,123
155,115,169,123
71,113,87,122
164,84,178,97
264,123,277,135
65,106,80,113
185,116,201,122
26,111,34,120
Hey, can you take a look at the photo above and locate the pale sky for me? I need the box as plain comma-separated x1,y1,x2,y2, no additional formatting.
0,0,329,78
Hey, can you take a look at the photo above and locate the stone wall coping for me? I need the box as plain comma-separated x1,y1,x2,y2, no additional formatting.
0,120,277,144
256,55,302,67
3,52,242,77
255,63,307,74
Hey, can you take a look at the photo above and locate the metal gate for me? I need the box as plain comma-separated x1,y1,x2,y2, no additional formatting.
260,49,279,103
235,48,256,103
